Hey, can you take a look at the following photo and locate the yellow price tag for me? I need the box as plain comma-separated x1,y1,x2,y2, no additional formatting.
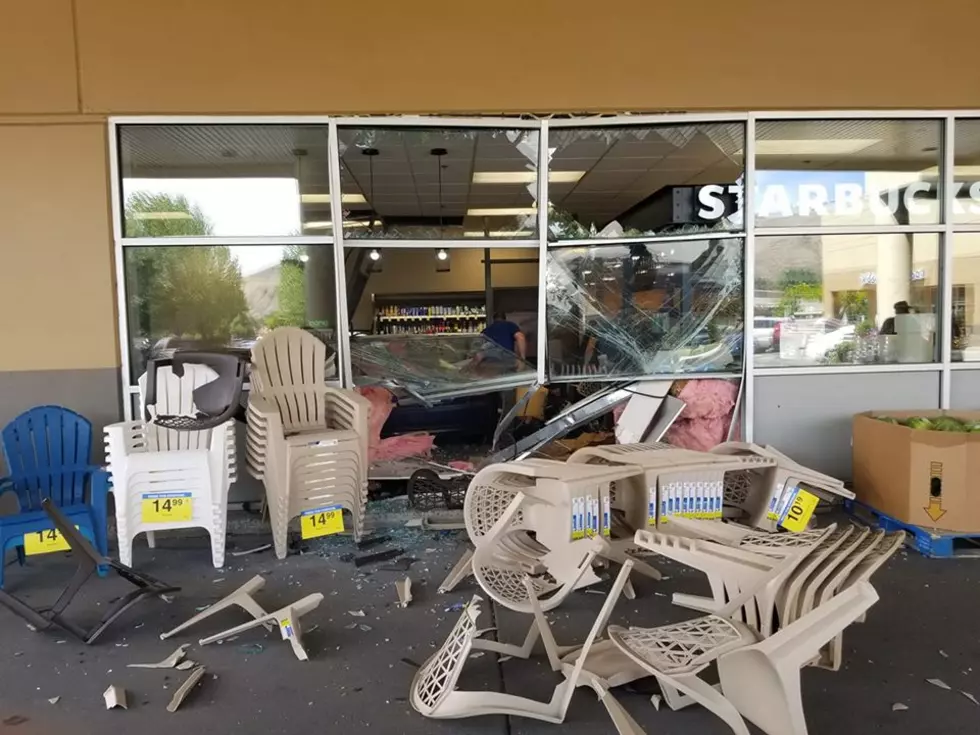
141,492,193,523
300,505,344,539
779,487,820,533
24,527,73,556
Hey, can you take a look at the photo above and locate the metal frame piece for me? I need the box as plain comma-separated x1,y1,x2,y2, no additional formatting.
0,499,179,644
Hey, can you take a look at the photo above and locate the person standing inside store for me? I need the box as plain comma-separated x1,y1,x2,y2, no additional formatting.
482,312,527,365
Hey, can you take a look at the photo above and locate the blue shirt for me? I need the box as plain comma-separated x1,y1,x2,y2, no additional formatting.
482,320,520,353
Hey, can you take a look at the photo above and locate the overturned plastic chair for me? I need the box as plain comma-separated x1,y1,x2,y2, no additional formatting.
411,559,634,725
105,356,240,569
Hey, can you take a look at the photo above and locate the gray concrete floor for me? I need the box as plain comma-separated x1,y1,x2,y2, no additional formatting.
0,523,978,735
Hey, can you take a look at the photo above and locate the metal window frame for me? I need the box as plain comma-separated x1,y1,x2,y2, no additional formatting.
107,111,980,426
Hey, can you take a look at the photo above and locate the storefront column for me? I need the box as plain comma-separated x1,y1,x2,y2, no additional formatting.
876,233,912,326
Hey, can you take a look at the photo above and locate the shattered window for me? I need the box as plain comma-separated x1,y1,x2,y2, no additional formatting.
350,333,536,401
547,123,745,240
545,238,744,380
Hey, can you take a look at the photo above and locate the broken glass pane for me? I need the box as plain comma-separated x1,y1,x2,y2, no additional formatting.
545,237,744,380
350,333,535,401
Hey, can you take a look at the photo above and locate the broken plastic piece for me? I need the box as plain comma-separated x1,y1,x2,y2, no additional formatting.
176,660,196,671
0,499,180,645
128,644,189,669
160,576,273,640
960,691,979,706
438,547,475,593
395,578,413,608
167,666,206,713
892,703,909,711
231,544,273,557
48,697,60,705
103,685,128,710
650,694,662,711
927,678,951,690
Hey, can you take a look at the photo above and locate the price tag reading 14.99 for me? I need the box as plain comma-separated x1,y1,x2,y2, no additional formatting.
141,492,193,523
300,505,345,539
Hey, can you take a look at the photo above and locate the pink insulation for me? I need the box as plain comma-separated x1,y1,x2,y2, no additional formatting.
356,386,435,462
664,379,739,452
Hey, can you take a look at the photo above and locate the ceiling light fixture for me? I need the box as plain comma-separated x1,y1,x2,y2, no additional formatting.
754,138,882,156
436,248,449,261
369,249,381,261
300,193,367,204
472,171,585,184
466,207,538,217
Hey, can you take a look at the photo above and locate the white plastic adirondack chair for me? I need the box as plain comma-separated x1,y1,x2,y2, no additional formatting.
105,363,236,569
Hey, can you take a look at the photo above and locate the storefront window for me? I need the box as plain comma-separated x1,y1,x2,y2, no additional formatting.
118,124,331,238
546,238,744,379
124,244,337,381
953,119,980,225
337,127,539,240
755,234,940,367
951,234,980,361
755,119,943,227
548,123,745,240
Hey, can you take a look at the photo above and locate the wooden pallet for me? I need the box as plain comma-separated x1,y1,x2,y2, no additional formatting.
845,500,980,559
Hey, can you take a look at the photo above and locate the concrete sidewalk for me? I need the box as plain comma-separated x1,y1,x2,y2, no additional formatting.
0,528,977,735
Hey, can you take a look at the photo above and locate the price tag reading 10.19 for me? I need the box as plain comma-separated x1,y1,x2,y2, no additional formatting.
779,487,820,533
141,492,193,523
301,505,345,539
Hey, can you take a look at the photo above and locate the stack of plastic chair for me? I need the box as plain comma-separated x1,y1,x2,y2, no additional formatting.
105,357,239,569
710,442,854,530
246,327,370,558
568,443,778,532
463,458,664,592
0,406,110,588
584,522,899,735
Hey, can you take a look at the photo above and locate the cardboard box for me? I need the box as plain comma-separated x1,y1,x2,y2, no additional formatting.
852,410,980,533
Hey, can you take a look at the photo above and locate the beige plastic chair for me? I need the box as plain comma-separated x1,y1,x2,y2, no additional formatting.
710,442,853,530
410,559,634,725
159,575,323,661
569,444,777,531
667,516,831,555
602,543,881,735
105,363,237,569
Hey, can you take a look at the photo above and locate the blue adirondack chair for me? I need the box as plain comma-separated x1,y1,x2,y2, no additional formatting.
0,406,110,588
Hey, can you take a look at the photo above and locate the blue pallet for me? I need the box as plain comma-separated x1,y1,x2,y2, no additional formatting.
845,500,980,559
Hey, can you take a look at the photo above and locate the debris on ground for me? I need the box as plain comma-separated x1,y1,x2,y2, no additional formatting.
378,557,417,572
892,703,909,711
167,666,206,713
940,649,949,658
359,624,373,632
103,685,128,710
395,578,413,608
128,644,189,669
212,578,225,584
354,548,405,568
176,660,197,671
926,678,951,690
238,643,264,655
650,694,662,711
348,610,366,617
231,544,273,557
356,535,391,551
47,697,60,705
961,691,979,706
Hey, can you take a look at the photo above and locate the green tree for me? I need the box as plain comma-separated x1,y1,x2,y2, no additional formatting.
124,192,252,344
266,245,308,328
777,282,822,317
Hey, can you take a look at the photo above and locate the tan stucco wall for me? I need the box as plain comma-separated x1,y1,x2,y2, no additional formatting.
2,0,979,116
0,122,116,371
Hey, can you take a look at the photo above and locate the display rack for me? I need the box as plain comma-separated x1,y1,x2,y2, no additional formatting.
373,291,487,335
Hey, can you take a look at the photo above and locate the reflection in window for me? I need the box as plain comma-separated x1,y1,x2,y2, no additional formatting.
337,127,538,240
119,125,330,238
755,119,942,227
953,119,980,225
124,244,337,381
755,234,939,367
546,239,744,380
547,123,745,240
951,235,980,361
